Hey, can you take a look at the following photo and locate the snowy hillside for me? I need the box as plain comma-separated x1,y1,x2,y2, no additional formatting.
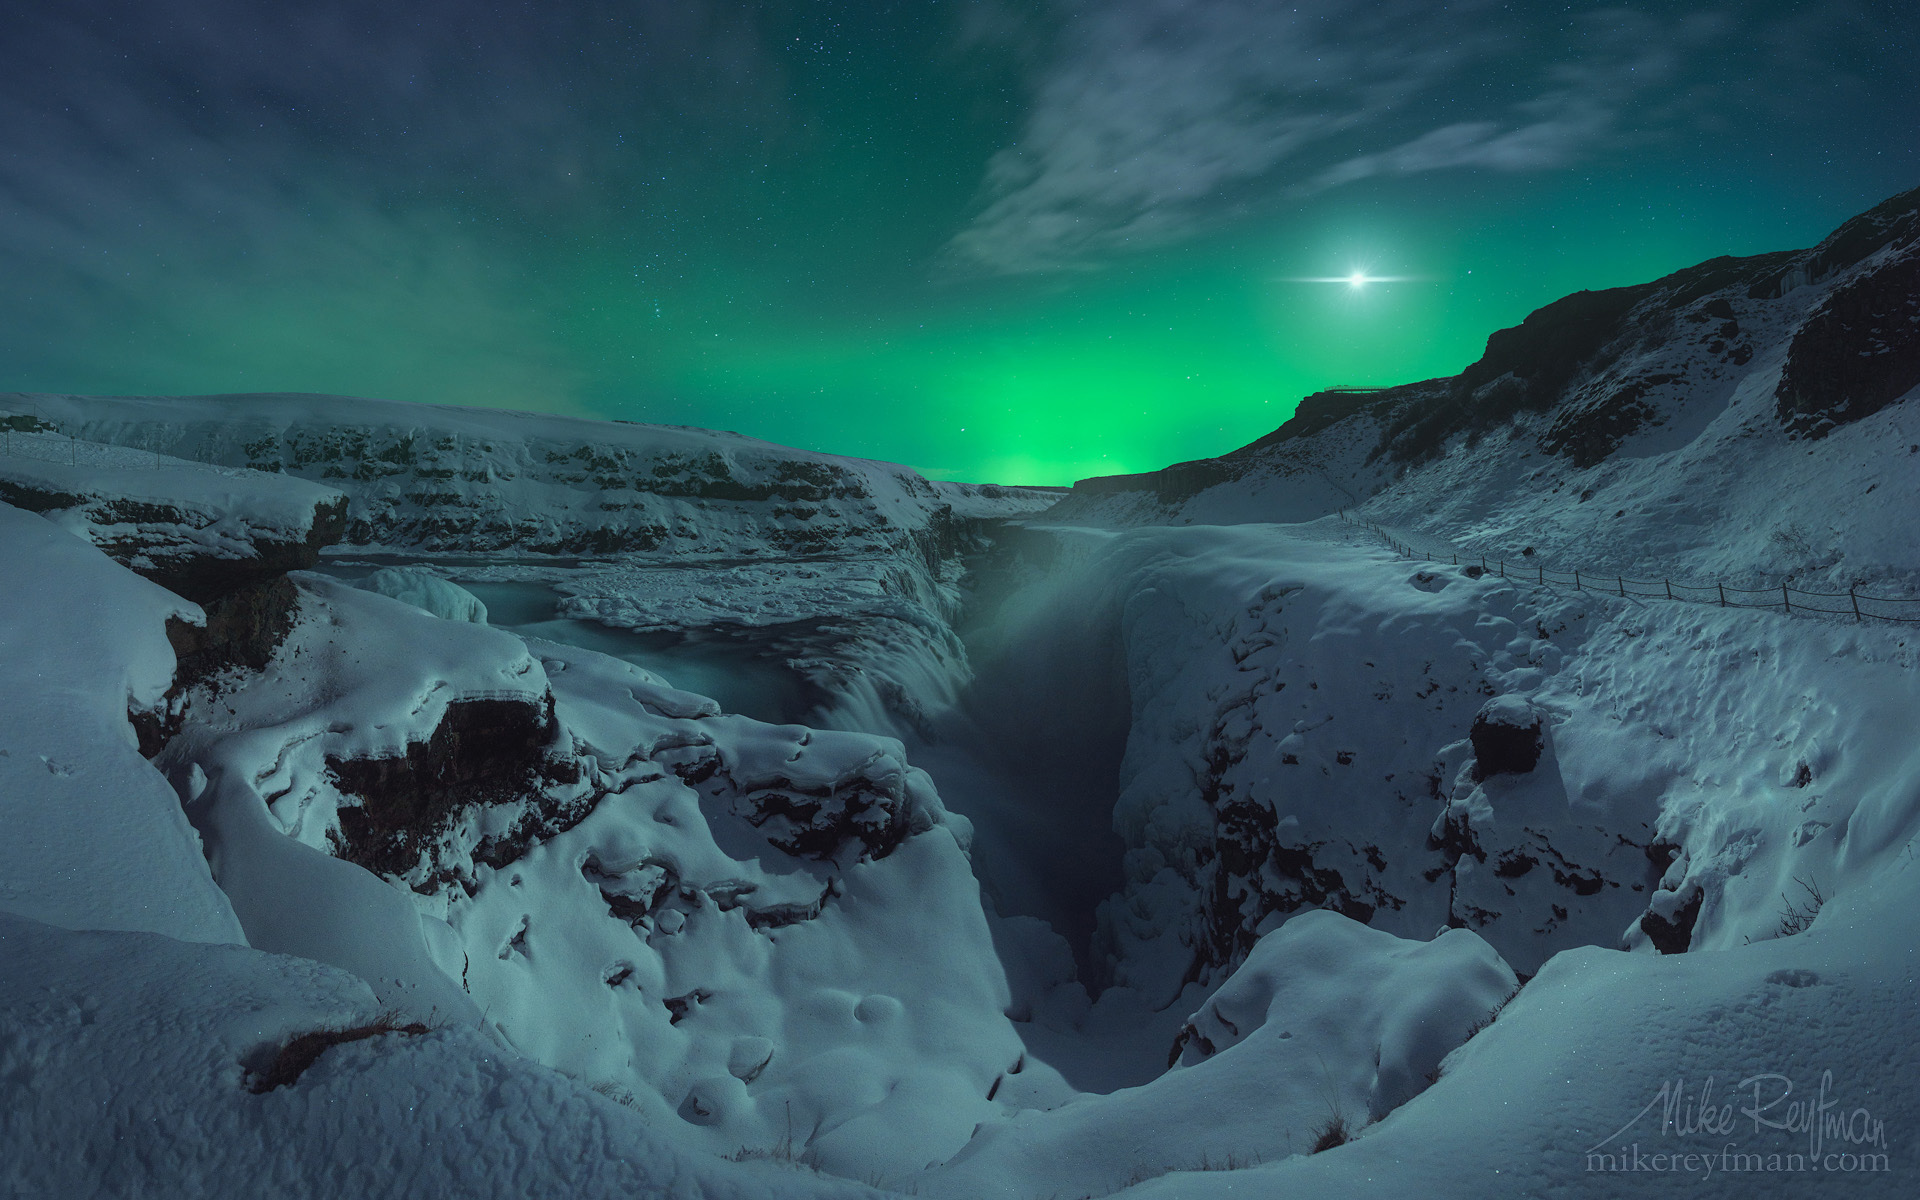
1047,185,1920,597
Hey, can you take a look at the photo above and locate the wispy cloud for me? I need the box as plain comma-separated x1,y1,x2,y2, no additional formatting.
0,0,788,405
944,2,1737,274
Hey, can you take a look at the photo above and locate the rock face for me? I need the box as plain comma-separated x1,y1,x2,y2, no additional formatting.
0,441,347,603
1468,697,1544,781
0,438,352,752
1637,886,1704,955
1775,243,1920,436
327,695,588,884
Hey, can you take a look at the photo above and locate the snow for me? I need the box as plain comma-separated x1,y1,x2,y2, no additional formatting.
356,566,489,623
0,910,877,1200
1115,857,1920,1198
916,912,1517,1199
0,433,341,547
0,503,242,944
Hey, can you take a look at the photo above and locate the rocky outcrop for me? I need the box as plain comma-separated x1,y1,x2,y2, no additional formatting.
0,442,351,753
326,695,590,885
0,444,347,604
1637,886,1704,955
1775,246,1920,436
657,733,930,864
1468,697,1544,781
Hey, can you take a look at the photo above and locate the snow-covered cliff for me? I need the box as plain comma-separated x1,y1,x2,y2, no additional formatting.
2,391,1056,556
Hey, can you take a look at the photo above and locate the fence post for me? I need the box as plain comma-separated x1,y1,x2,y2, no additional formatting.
1665,579,1673,600
1499,560,1505,578
1851,586,1862,622
1481,554,1487,572
1618,575,1625,597
1574,569,1581,590
1717,583,1726,607
1538,564,1544,585
1782,584,1791,614
1451,553,1458,566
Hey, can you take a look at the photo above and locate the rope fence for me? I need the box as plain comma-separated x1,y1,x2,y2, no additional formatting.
1,427,165,470
1337,511,1920,625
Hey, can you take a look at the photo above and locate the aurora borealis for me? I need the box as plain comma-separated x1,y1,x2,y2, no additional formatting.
2,2,1915,484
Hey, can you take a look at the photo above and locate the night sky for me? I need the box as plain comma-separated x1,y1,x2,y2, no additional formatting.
2,2,1915,484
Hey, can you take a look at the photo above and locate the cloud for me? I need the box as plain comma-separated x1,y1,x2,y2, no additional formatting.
0,0,788,405
943,1,1739,274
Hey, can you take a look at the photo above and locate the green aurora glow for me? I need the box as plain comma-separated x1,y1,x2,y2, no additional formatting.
2,2,1915,484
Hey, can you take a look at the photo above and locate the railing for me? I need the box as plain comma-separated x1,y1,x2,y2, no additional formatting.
1338,511,1920,624
1,427,164,470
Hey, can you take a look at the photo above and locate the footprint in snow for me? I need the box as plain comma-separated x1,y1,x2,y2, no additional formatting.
1765,968,1821,988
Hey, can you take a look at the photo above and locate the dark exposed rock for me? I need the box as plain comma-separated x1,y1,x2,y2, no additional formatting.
123,496,347,605
1426,808,1486,865
1645,840,1682,873
744,877,838,930
1638,886,1704,954
166,576,302,687
1167,1023,1217,1069
1540,372,1680,468
1775,248,1920,437
664,988,712,1025
133,575,308,758
1469,697,1544,781
585,854,681,926
735,778,913,862
1493,851,1538,879
1195,725,1380,976
327,695,591,885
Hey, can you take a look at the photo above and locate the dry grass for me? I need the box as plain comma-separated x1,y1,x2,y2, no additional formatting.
1310,1115,1352,1153
246,1011,430,1093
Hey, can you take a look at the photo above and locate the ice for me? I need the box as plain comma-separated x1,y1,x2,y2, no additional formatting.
356,566,489,623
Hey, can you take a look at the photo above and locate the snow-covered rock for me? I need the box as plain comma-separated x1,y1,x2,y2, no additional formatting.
0,426,346,603
0,391,1057,557
917,911,1517,1199
9,184,1920,1198
150,572,1037,1185
1114,857,1919,1199
357,566,488,622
